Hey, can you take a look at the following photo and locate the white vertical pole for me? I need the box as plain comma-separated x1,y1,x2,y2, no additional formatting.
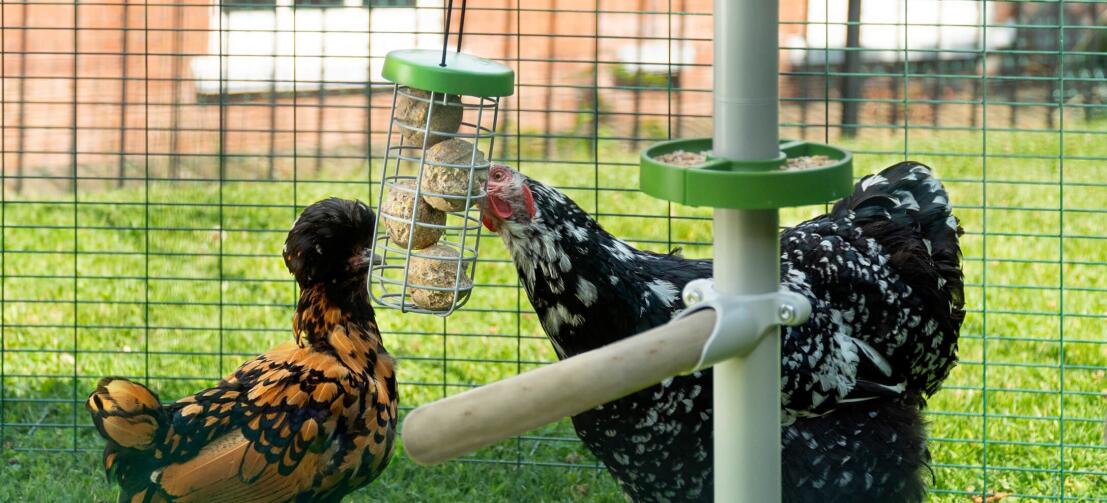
711,0,782,501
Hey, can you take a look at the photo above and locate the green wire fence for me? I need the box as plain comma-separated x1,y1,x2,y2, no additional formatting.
0,0,1104,501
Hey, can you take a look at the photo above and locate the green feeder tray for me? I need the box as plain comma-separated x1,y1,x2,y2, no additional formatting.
382,49,515,97
640,138,853,209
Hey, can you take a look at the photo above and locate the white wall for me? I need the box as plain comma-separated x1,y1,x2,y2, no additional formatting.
191,0,444,95
789,0,1015,64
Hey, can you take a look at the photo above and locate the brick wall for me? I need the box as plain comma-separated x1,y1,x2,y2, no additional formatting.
2,0,967,192
2,1,211,182
1,1,721,187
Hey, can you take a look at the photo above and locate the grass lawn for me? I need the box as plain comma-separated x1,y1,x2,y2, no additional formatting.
0,126,1104,501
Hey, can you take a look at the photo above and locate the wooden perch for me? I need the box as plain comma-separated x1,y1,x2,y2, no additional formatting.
401,309,717,465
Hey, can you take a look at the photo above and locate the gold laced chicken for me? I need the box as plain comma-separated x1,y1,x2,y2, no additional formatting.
86,198,397,502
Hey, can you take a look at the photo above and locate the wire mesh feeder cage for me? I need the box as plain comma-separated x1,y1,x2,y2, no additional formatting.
369,49,514,315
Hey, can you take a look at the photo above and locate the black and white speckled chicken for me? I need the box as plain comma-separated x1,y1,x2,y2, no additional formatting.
481,162,964,503
86,198,397,502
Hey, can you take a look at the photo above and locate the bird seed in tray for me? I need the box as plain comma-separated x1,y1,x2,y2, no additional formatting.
783,155,834,171
655,151,836,170
654,150,709,167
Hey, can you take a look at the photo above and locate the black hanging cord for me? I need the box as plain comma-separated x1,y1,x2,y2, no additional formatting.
440,0,468,67
456,0,468,53
440,0,455,67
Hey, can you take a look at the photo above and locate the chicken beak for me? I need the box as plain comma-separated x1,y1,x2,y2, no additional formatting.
356,248,384,267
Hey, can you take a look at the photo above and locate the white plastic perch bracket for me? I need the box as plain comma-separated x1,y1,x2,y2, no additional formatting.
676,278,811,372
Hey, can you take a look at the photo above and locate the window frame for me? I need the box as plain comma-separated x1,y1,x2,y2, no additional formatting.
221,0,276,11
365,0,415,7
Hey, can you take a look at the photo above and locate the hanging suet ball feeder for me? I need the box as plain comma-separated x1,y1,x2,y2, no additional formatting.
369,48,514,315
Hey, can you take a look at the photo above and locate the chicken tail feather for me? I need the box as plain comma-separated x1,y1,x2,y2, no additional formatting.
834,162,966,396
88,377,166,451
836,161,964,311
87,376,169,493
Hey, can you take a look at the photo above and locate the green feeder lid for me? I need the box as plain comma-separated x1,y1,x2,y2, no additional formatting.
640,138,854,209
382,49,515,98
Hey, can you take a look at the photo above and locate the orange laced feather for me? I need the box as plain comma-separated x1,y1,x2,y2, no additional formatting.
86,282,396,502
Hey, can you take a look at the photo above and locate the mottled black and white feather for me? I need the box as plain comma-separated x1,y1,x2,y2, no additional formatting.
491,161,963,503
